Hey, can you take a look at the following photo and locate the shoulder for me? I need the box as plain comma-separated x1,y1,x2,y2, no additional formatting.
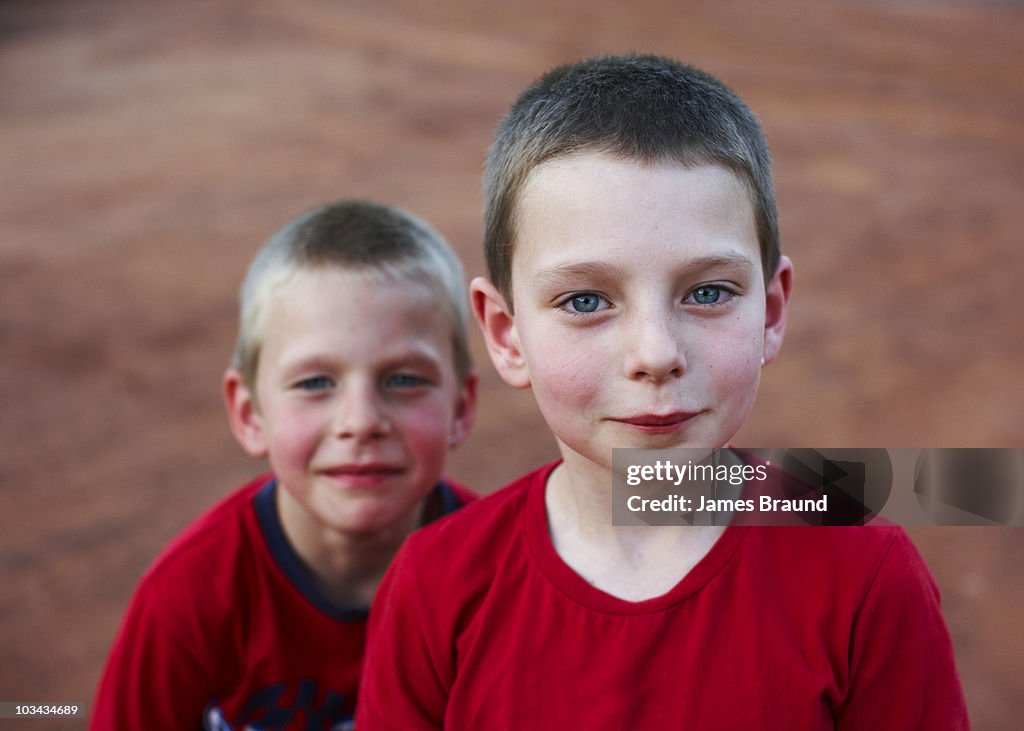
746,524,910,572
360,468,553,729
742,526,939,613
410,465,547,548
135,474,271,602
751,523,904,559
104,475,273,681
392,463,553,587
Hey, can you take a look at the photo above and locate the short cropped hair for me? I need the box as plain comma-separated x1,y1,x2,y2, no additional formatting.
232,201,471,389
484,53,779,306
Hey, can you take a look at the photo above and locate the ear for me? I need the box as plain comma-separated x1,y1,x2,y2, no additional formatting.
223,367,269,458
469,277,531,389
762,255,793,366
447,370,478,449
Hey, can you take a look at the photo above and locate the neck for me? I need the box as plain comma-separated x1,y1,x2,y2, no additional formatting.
545,451,616,537
545,448,726,602
276,488,424,609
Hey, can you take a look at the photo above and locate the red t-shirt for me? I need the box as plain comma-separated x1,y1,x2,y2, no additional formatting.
358,461,969,729
90,474,474,730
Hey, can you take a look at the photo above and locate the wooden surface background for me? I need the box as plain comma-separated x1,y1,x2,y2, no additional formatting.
2,1,1022,728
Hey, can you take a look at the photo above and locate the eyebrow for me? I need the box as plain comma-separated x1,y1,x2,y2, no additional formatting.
278,347,445,378
534,260,621,288
677,253,755,277
534,253,755,287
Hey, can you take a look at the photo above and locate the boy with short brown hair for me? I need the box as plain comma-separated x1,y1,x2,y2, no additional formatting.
357,55,968,729
91,200,477,730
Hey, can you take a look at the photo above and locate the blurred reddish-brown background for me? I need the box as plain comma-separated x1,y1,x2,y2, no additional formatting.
2,1,1022,728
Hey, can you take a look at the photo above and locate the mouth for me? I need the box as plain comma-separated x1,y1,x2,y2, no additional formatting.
319,463,405,487
610,411,703,433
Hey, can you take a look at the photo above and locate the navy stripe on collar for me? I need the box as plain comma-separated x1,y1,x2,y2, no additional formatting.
254,479,368,622
436,479,460,515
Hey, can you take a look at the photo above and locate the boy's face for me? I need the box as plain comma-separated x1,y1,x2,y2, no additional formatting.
474,152,790,475
230,269,474,537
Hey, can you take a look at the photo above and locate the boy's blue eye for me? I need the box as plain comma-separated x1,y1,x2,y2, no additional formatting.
297,376,332,391
572,294,600,313
386,373,428,388
687,286,728,305
562,293,607,314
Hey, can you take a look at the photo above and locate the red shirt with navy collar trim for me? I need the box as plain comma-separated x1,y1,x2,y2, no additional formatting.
90,474,475,731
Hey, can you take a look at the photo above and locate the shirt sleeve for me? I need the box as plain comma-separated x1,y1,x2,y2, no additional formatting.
356,537,450,730
836,530,970,730
89,570,225,730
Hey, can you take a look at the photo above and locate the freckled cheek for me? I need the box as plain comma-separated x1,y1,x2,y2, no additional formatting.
721,365,761,408
708,340,758,380
689,320,761,391
708,353,762,428
696,314,763,368
530,346,605,409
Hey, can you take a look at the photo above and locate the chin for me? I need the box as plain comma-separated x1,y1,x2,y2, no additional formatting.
327,514,396,538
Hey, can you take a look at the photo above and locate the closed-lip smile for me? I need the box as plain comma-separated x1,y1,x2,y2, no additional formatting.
612,411,702,432
320,463,405,485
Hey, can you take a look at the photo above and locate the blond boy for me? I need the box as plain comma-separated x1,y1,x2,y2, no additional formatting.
91,201,476,729
358,55,967,729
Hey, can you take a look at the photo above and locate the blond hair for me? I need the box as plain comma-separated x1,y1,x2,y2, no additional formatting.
232,200,470,388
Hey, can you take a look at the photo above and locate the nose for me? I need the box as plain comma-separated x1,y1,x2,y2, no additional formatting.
622,308,686,383
332,381,390,441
